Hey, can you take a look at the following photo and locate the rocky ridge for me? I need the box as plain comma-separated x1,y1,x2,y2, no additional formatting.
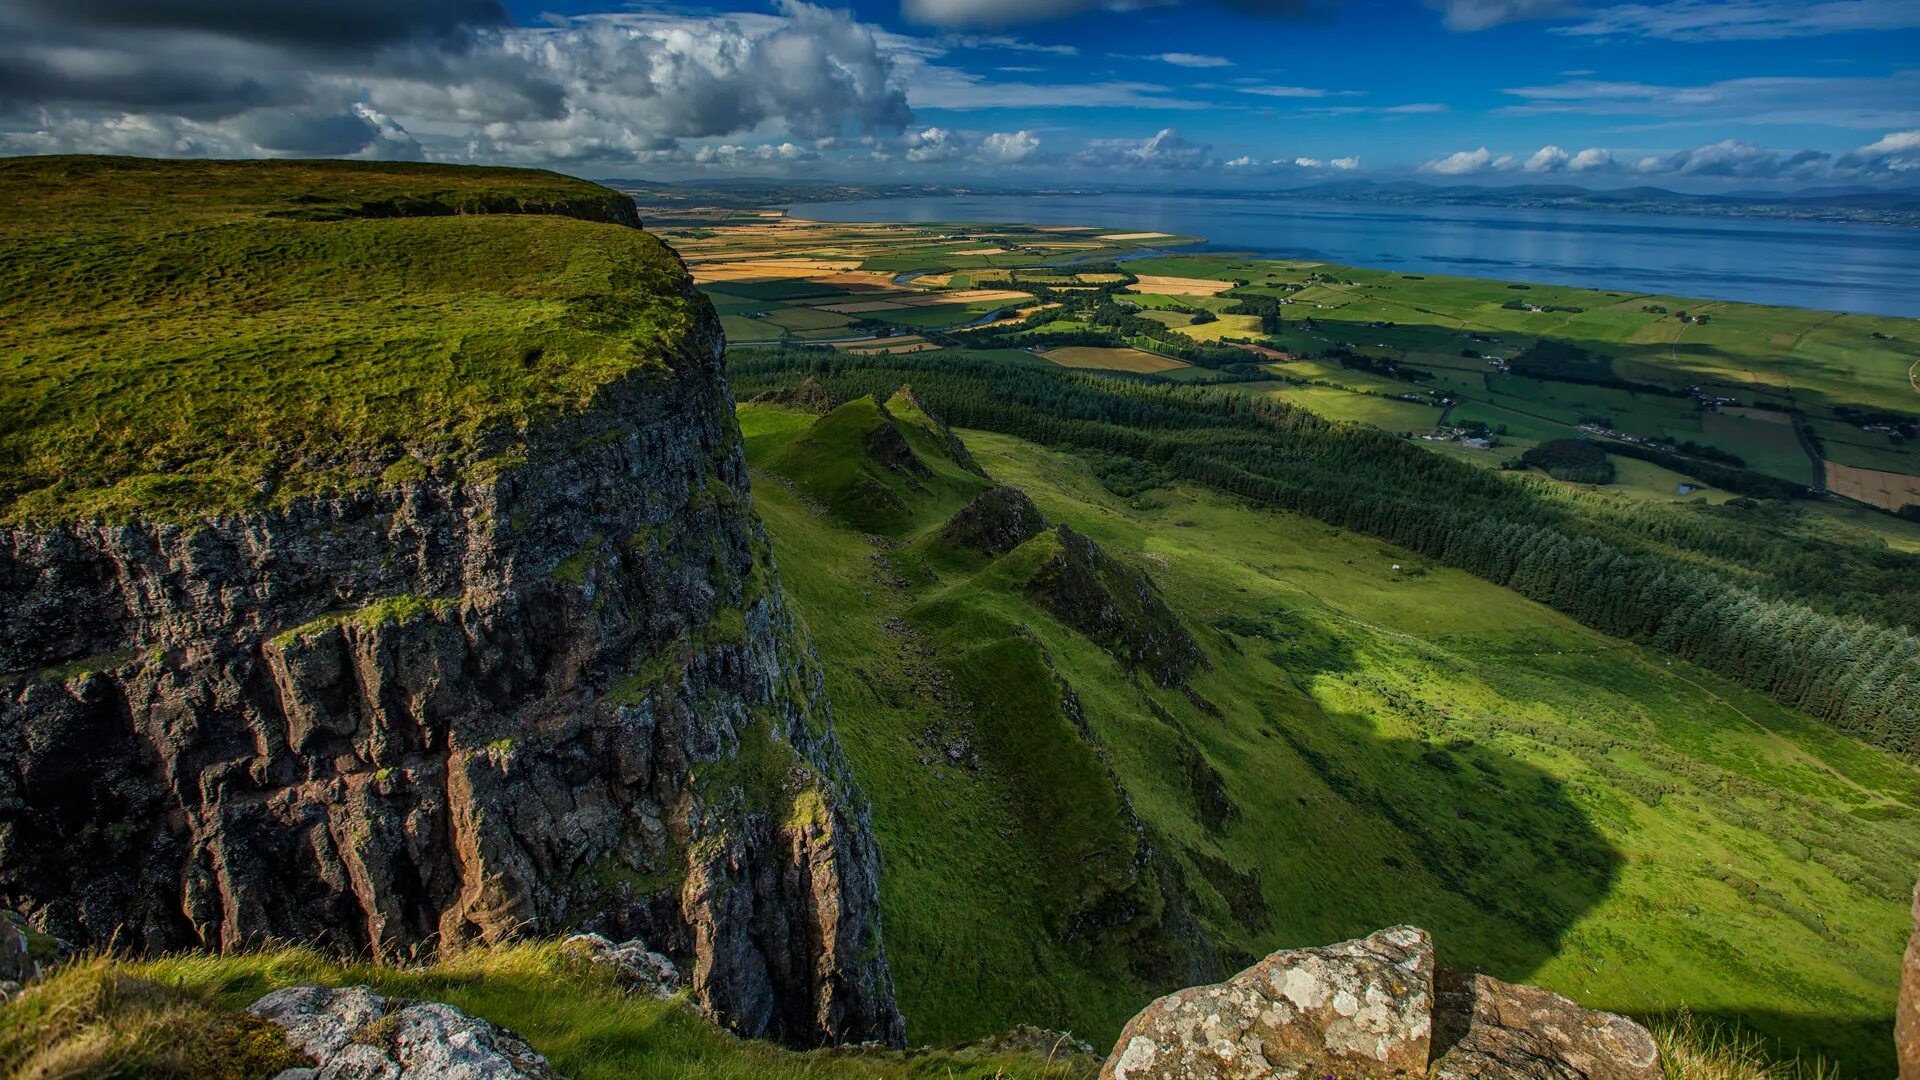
0,212,901,1047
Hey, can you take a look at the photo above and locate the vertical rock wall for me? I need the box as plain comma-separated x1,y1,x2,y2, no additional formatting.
0,304,903,1047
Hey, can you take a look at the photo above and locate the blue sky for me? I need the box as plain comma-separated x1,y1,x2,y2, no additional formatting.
3,0,1918,188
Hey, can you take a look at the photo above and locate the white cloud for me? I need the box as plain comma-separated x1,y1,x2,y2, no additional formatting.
1293,156,1323,167
1558,0,1920,41
905,126,967,161
1524,144,1569,172
1419,146,1495,174
1240,84,1363,98
1429,0,1920,37
1497,71,1920,129
1569,146,1613,170
980,128,1040,162
1076,127,1212,169
1329,155,1360,169
1152,52,1235,67
1425,0,1572,31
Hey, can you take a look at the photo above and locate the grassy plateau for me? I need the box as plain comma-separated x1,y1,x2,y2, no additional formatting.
0,156,696,524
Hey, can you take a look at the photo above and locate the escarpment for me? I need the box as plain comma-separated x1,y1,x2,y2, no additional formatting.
0,163,902,1048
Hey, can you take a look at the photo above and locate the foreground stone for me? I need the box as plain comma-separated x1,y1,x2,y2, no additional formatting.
561,932,684,997
252,985,558,1080
1100,927,1665,1080
1431,968,1662,1080
1102,926,1434,1079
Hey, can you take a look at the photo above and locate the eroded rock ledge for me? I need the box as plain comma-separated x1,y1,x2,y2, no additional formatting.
1100,927,1664,1080
0,299,902,1047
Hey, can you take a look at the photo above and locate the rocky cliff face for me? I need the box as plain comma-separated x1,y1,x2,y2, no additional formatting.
0,280,903,1047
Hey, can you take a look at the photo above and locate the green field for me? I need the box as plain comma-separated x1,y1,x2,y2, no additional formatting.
736,388,1920,1075
0,156,695,525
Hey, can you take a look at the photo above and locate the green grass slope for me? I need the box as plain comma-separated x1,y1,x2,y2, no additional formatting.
0,946,1090,1080
0,156,693,524
742,400,1920,1076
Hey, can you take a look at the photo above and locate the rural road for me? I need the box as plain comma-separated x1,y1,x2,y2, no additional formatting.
1910,357,1919,395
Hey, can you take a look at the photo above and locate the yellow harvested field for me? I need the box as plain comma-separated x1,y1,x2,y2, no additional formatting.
1127,275,1235,297
842,337,938,354
822,300,912,313
933,289,1032,305
1035,225,1099,233
1041,346,1189,373
1177,314,1265,342
950,247,1006,255
1097,232,1175,241
1825,461,1920,512
1078,273,1129,283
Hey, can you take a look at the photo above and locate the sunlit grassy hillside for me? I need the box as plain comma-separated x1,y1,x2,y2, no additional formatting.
0,156,694,524
740,395,1920,1077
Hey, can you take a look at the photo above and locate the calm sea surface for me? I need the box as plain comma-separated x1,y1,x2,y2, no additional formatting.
785,193,1920,319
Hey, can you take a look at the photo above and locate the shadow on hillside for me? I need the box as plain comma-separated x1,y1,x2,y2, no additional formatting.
1673,1008,1893,1080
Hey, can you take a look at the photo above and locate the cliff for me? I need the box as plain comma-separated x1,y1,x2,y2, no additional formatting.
0,159,902,1048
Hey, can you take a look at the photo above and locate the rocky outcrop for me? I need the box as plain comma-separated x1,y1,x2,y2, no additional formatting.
939,485,1047,557
252,985,557,1079
890,385,988,478
1027,526,1201,686
750,377,838,414
1100,928,1664,1080
0,258,902,1046
1900,877,1920,1080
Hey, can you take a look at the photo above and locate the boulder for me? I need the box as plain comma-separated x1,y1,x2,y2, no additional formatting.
251,985,559,1080
1100,926,1434,1080
1431,967,1662,1080
1899,878,1920,1080
1099,928,1666,1080
561,932,684,997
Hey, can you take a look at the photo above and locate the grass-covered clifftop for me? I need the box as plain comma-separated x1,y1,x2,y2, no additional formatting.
0,156,695,525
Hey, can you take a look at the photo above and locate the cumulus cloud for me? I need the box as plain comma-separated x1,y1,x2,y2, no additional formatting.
905,126,967,161
1419,146,1497,174
1523,144,1569,172
980,129,1041,162
1569,146,1612,171
1076,127,1213,169
1838,128,1920,171
0,0,913,166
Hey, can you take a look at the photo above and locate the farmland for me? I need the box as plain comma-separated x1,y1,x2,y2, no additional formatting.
656,196,1919,517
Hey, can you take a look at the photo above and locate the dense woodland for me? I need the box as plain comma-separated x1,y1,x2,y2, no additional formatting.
731,348,1920,757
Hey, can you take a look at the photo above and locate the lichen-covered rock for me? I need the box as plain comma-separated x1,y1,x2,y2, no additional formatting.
561,932,683,997
1027,526,1201,687
1431,967,1662,1080
251,984,558,1079
939,486,1047,557
1098,926,1434,1080
1899,878,1920,1080
0,260,902,1047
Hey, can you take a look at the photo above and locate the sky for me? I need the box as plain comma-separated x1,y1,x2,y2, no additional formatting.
3,0,1919,190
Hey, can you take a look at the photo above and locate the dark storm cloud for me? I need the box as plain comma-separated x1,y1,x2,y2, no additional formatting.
9,0,508,49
